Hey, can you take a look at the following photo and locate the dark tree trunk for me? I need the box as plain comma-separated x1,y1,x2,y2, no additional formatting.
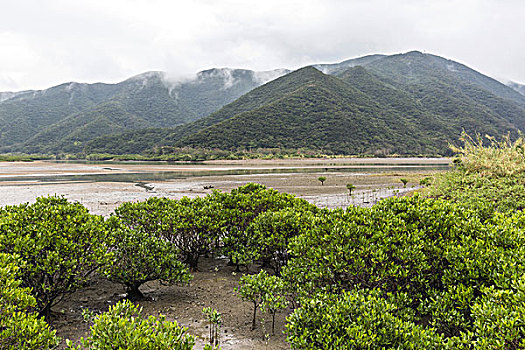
125,282,145,301
252,302,257,330
185,253,200,272
40,303,52,322
272,311,276,335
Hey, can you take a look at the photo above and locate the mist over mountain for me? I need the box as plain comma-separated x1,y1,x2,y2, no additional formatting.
0,68,288,153
2,51,525,156
507,81,525,97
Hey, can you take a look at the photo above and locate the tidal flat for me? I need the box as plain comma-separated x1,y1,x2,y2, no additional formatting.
0,157,450,215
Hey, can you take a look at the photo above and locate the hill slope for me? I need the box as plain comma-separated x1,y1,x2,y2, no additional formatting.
167,63,523,156
0,68,288,153
4,51,525,156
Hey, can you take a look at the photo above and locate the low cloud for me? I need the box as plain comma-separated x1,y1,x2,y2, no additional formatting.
0,0,524,91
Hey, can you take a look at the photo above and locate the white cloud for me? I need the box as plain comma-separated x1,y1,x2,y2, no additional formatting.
0,0,523,91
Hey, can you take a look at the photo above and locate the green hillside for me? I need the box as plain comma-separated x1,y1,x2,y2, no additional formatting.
0,69,287,153
83,128,175,155
0,82,118,148
173,67,445,155
152,56,522,156
3,51,524,157
21,101,152,154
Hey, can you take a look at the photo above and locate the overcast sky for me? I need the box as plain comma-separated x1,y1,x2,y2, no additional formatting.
1,0,524,91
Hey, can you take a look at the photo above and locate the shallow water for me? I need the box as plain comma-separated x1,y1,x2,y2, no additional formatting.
0,159,449,215
0,163,449,184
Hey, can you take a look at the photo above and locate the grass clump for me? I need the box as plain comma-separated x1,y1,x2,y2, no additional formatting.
429,132,525,213
450,132,525,177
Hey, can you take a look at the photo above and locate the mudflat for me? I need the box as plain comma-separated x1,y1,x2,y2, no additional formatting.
0,158,450,215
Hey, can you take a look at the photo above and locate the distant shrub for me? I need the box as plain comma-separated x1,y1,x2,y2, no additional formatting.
429,132,525,213
450,132,525,177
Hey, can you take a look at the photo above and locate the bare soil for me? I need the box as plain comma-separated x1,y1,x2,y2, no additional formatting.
54,257,289,350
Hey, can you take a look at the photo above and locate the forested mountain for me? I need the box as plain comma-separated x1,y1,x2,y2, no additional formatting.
160,62,522,155
0,68,288,153
3,51,525,156
359,51,525,106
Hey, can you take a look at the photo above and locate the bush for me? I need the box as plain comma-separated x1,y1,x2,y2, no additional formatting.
282,194,525,347
467,277,525,348
0,196,110,319
286,289,447,350
102,217,192,300
0,253,60,349
210,183,315,266
114,196,223,271
236,270,288,331
66,300,195,349
428,132,525,213
450,132,525,177
245,208,316,275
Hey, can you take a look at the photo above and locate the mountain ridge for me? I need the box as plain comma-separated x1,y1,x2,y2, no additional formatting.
0,67,289,153
2,51,525,156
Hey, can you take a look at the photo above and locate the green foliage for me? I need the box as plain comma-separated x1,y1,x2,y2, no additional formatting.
66,300,195,350
244,208,316,275
430,133,525,213
283,197,474,299
419,176,432,186
0,196,110,318
281,193,525,347
346,183,356,195
450,132,525,177
202,307,222,347
236,270,288,331
317,176,326,185
466,277,525,348
102,217,192,300
259,275,289,335
400,178,408,187
286,289,447,350
210,183,314,266
0,153,52,162
114,196,222,270
0,253,60,349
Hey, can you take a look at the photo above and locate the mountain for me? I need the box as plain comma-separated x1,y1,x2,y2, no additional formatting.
508,81,525,96
3,51,525,156
357,51,525,107
0,68,288,153
159,59,523,156
169,66,445,155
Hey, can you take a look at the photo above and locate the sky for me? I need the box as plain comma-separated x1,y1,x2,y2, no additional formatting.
0,0,524,91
